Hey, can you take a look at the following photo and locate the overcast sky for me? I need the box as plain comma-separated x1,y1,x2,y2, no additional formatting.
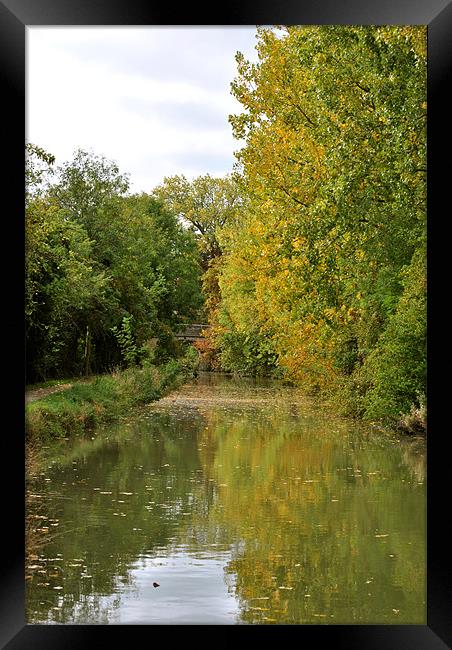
26,27,259,193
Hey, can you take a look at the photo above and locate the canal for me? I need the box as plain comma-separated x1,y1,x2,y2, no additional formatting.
26,373,426,624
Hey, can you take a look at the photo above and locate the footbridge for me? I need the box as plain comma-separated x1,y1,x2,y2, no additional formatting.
175,324,210,343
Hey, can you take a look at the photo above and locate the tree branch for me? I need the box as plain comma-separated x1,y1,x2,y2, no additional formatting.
354,80,371,93
287,157,306,166
293,103,316,126
278,184,308,207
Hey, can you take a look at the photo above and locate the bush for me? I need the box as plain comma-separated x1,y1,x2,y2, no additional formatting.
111,315,139,367
397,395,427,435
355,246,426,423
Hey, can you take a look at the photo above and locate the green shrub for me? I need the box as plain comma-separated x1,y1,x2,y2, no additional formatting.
218,328,279,376
111,315,139,367
356,246,426,423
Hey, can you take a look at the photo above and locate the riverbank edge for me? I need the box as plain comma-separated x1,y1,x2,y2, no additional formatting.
198,366,427,436
25,353,197,447
25,353,197,562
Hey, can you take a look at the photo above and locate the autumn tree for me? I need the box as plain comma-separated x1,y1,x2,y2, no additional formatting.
215,26,426,420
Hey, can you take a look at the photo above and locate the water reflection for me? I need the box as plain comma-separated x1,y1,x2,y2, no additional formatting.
26,374,426,624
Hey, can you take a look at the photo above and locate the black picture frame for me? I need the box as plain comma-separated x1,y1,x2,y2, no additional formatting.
1,0,450,647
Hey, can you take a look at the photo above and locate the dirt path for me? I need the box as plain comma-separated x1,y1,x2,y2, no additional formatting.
25,383,73,405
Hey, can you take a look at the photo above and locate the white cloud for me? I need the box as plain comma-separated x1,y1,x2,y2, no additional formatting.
26,26,258,192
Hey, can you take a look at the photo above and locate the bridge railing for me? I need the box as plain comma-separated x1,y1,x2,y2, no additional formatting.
174,324,210,340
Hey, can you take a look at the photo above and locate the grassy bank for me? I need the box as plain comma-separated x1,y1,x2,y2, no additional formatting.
26,351,197,444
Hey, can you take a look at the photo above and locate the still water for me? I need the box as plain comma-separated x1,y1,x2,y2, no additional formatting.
26,373,426,625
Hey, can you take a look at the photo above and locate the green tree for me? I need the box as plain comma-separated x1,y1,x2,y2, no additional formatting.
154,173,243,269
26,148,204,381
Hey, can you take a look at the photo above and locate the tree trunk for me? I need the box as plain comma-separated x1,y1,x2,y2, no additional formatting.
84,324,91,377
